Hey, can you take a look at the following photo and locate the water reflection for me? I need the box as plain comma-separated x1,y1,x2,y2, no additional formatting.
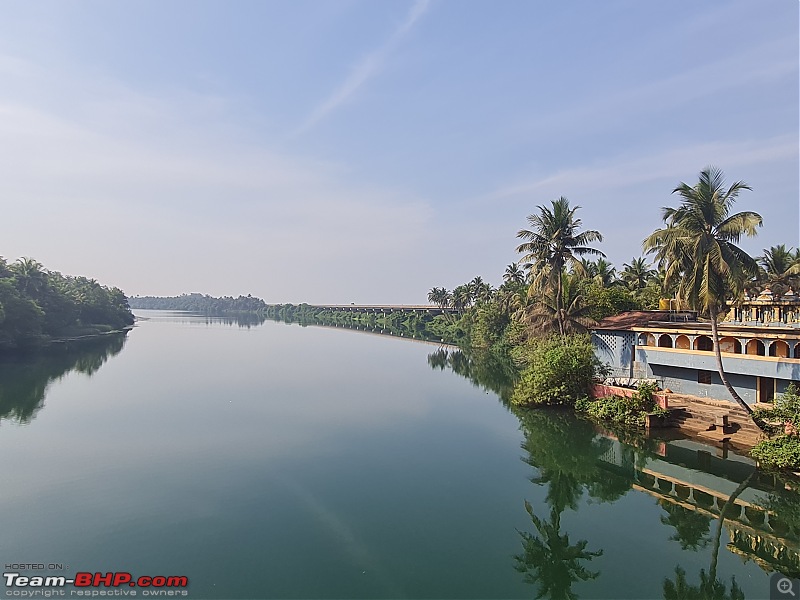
137,310,267,328
427,347,517,403
664,474,753,600
514,410,616,599
659,501,713,550
515,499,602,600
428,349,800,596
0,333,128,424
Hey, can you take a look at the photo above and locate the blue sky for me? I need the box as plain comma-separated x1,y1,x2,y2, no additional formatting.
0,0,797,303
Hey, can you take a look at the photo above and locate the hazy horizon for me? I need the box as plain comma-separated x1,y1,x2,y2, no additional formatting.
1,1,797,304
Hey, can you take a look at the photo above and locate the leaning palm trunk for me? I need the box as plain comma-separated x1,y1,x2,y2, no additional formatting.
555,269,565,338
709,307,765,429
709,472,754,582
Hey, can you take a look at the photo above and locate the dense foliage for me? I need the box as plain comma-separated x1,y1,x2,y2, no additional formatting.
0,257,133,350
129,293,267,313
510,335,604,407
751,385,800,469
264,303,466,344
575,382,668,427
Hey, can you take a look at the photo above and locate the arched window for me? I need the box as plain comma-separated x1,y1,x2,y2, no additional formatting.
646,334,656,347
658,334,673,348
770,340,790,358
675,335,691,350
718,337,741,354
694,336,713,352
746,339,766,356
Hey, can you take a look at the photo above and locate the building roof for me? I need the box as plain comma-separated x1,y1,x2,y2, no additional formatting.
594,311,673,330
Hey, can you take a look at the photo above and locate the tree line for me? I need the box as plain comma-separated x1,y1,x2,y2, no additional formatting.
128,293,268,313
424,166,800,463
0,257,134,350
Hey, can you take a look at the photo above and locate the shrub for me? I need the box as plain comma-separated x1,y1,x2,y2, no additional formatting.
576,382,666,428
510,334,602,407
751,436,800,470
753,383,800,434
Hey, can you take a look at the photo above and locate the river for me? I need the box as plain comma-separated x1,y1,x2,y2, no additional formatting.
0,310,797,599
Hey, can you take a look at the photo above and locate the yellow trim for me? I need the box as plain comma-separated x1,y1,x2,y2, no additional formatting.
642,346,800,364
630,326,800,341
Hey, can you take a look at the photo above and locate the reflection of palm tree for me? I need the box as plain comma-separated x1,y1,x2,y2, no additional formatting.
515,500,602,600
659,500,712,550
514,409,619,599
663,472,754,600
663,566,744,600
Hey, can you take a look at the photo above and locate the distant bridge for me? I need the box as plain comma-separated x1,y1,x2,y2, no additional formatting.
293,304,459,316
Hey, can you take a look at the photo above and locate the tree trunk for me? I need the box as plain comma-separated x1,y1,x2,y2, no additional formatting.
556,269,565,338
709,306,766,431
709,471,754,583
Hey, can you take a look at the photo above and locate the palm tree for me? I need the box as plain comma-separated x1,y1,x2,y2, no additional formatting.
503,263,526,286
643,166,762,416
427,287,451,309
620,257,657,292
11,257,47,297
451,285,471,311
516,273,596,336
516,197,604,337
759,244,800,295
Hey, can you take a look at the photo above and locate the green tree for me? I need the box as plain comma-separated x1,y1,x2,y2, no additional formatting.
517,273,596,335
11,257,47,298
503,262,526,286
516,197,604,337
643,166,762,416
620,257,657,292
427,287,451,309
759,244,800,295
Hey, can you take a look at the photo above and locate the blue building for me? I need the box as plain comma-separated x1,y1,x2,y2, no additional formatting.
592,290,800,405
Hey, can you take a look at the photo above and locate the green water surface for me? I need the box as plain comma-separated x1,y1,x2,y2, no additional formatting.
0,310,797,599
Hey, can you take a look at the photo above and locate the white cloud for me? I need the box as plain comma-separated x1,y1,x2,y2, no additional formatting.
291,0,431,136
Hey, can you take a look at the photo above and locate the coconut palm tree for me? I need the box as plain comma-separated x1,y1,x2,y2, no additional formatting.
503,263,526,286
427,287,451,309
11,257,47,297
582,258,618,288
451,285,471,311
620,257,657,292
643,166,762,416
516,197,604,337
516,273,596,336
759,244,800,295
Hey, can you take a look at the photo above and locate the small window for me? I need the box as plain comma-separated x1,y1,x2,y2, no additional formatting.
698,370,713,385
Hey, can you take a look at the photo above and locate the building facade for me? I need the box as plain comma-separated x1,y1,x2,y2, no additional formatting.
592,291,800,405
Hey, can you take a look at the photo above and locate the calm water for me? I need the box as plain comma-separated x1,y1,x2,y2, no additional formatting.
1,310,797,599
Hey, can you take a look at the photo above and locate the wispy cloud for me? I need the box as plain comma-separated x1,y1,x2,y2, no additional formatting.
291,0,431,137
513,36,798,142
485,134,799,202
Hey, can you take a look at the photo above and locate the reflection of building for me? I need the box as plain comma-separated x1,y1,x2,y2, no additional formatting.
592,290,800,405
596,434,800,576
